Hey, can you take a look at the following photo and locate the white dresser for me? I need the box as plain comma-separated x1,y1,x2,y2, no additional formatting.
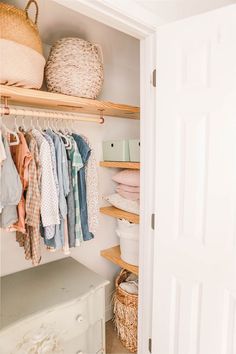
0,258,109,354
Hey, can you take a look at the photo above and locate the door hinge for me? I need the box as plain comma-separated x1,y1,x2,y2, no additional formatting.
149,337,152,353
152,69,156,87
151,213,155,230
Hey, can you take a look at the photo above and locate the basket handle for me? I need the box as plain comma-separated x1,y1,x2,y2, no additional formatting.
93,44,104,64
25,0,39,25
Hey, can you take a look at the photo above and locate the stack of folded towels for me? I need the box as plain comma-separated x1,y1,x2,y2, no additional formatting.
104,169,140,215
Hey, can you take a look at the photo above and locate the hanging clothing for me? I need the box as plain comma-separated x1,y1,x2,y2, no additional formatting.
1,123,98,265
82,135,99,235
60,138,70,254
0,129,7,214
0,135,22,228
63,218,70,255
0,129,6,166
10,132,32,233
72,134,94,241
31,129,60,228
45,130,69,250
19,132,42,265
24,132,41,226
67,137,83,246
42,133,59,240
66,155,76,248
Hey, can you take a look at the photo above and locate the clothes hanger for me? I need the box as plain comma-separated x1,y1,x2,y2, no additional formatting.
69,117,76,134
48,116,55,132
55,115,72,149
25,113,34,132
63,114,73,135
19,114,27,132
0,115,20,146
30,116,35,130
36,117,44,134
68,119,74,134
51,119,56,131
13,115,20,133
28,111,36,131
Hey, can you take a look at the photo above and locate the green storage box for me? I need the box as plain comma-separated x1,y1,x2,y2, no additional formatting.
129,139,140,162
103,139,130,161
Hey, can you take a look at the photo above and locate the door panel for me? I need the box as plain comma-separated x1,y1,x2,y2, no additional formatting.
152,5,236,354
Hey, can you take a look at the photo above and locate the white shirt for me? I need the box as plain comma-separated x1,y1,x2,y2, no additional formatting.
31,129,60,227
0,129,7,213
0,129,6,165
82,135,99,235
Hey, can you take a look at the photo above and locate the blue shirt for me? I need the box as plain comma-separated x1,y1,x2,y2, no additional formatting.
72,134,94,241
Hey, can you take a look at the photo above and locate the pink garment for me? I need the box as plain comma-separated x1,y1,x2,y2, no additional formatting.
10,132,32,234
116,189,140,201
116,184,140,193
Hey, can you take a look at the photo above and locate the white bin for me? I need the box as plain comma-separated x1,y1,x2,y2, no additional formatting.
129,139,140,162
103,139,130,161
116,219,139,266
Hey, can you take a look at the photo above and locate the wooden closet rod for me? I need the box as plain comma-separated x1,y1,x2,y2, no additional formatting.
0,97,105,124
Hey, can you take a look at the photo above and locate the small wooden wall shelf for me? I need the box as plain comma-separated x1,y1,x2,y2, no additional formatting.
100,206,139,224
0,85,140,120
100,161,140,169
101,245,138,275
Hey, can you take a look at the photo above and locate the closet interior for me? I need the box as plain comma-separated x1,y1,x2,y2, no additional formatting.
0,0,140,353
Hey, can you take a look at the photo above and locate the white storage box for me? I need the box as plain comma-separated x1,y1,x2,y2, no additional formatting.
116,219,139,266
103,140,130,161
129,139,140,162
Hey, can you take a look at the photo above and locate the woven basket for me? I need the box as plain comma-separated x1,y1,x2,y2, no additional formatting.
113,269,138,353
0,39,45,89
0,0,43,54
45,38,104,99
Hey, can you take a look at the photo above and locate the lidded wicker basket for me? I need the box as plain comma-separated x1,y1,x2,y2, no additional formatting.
0,0,43,54
113,269,138,353
45,38,104,99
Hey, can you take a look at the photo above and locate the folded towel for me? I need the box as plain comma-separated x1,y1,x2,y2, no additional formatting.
104,193,139,215
112,169,140,186
116,184,140,193
116,189,139,201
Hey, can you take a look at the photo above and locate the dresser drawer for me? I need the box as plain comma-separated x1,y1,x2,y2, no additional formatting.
0,319,104,354
64,320,104,354
0,288,105,354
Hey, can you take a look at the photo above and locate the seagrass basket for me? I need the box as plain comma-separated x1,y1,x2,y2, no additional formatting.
45,38,104,99
0,0,45,88
113,269,138,353
0,0,43,54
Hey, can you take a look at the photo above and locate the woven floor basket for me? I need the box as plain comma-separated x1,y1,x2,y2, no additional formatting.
113,269,138,353
0,0,43,54
45,38,104,99
0,39,45,89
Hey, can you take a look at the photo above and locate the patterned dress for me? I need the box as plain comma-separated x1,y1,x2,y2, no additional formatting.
18,132,42,265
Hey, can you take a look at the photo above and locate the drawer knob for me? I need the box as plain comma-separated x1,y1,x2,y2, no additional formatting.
76,314,83,323
76,351,83,354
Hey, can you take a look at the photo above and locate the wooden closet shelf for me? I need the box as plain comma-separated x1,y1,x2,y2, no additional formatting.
0,85,140,120
101,245,139,275
100,206,139,224
100,161,140,169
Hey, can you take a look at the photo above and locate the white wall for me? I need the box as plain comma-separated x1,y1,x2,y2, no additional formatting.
0,0,140,320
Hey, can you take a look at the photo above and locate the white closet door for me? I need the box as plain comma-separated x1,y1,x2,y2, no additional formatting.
152,5,236,354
